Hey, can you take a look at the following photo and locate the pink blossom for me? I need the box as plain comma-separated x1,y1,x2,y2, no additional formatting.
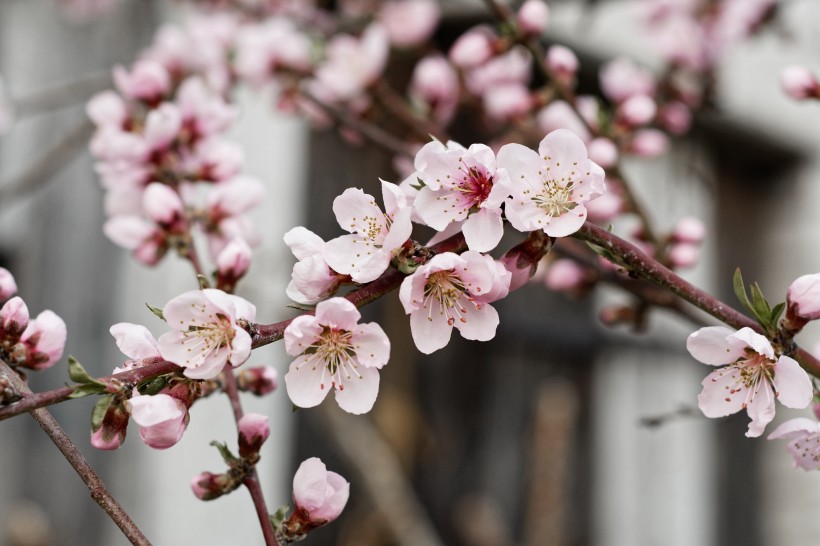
204,176,265,259
127,392,188,450
672,216,706,243
311,24,389,103
497,128,606,237
284,297,390,414
143,103,182,152
0,267,17,301
234,19,313,88
191,471,231,501
176,78,237,138
380,0,440,48
449,26,496,68
285,227,342,305
237,366,278,396
216,237,252,292
536,101,591,142
546,45,578,84
599,57,656,103
483,83,532,121
628,129,669,157
0,297,29,342
780,66,819,101
768,418,820,471
616,95,657,127
323,181,412,283
86,91,128,129
587,138,619,169
585,187,623,223
292,457,350,525
517,0,550,36
465,46,531,96
658,101,692,134
103,216,167,266
109,322,161,374
399,251,509,354
238,413,270,458
544,258,589,293
143,183,184,227
112,59,171,104
787,274,820,322
667,242,699,269
499,233,551,292
17,311,67,371
409,56,459,125
687,326,812,438
412,140,512,252
158,289,256,380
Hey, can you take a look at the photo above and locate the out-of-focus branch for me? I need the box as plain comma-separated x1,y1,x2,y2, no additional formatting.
0,119,95,206
315,405,445,546
0,359,151,546
13,71,111,117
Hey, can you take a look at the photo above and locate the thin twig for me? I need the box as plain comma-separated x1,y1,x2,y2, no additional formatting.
0,120,95,206
13,71,112,118
0,359,151,545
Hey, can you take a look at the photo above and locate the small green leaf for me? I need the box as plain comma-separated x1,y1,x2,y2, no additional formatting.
770,302,786,325
210,440,239,465
69,384,108,399
146,304,165,321
68,356,105,386
270,504,291,529
750,283,772,320
91,394,114,430
733,268,754,315
140,375,170,396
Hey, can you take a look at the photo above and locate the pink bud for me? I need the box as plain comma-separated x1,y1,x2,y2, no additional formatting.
483,83,532,121
143,183,184,227
587,138,619,169
600,57,655,103
0,297,29,342
787,273,820,321
517,0,549,35
617,94,656,127
628,129,669,157
585,190,623,223
658,101,691,135
291,457,350,526
0,267,17,301
18,310,67,371
545,259,588,293
499,232,552,292
380,0,440,48
143,103,182,151
409,56,459,124
86,90,128,129
90,398,130,451
672,216,706,244
546,45,578,83
216,237,252,291
191,471,231,501
112,59,171,103
667,243,699,269
781,66,819,100
238,413,270,459
127,392,188,450
237,366,278,396
449,27,495,68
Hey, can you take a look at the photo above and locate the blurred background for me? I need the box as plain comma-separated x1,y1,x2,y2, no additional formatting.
3,0,820,545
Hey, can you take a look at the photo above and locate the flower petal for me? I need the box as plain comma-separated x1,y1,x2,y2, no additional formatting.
772,356,813,409
285,354,332,409
352,322,390,368
333,365,380,414
686,326,745,365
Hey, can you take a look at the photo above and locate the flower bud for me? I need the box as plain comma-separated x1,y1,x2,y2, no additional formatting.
112,59,170,104
127,392,189,450
216,237,252,292
499,231,553,292
517,0,549,36
617,94,656,127
90,396,130,451
238,413,270,459
672,216,706,244
0,267,17,301
191,471,232,501
658,101,691,135
449,27,495,68
237,366,278,396
587,137,618,169
781,66,819,100
628,129,669,158
143,183,184,227
380,0,439,48
786,274,820,333
280,457,350,539
0,296,29,343
16,310,67,371
546,45,578,86
544,258,590,294
667,242,699,269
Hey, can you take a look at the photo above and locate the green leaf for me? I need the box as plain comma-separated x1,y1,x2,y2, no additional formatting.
733,268,754,315
68,356,105,386
146,304,165,321
91,394,114,430
770,302,786,325
196,274,211,290
69,383,108,399
210,440,239,465
140,375,170,396
270,504,291,529
750,282,772,321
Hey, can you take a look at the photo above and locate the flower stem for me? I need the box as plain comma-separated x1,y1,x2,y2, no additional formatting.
0,359,151,545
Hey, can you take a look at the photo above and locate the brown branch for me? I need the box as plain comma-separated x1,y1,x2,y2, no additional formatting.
0,359,151,545
573,222,820,376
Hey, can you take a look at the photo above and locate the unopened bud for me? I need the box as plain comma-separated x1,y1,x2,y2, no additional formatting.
672,216,706,244
500,231,553,291
781,66,820,100
143,183,184,227
546,45,578,86
449,27,495,68
191,471,233,501
0,296,29,343
216,237,252,292
617,94,656,127
90,395,130,451
238,413,270,459
0,267,16,301
517,0,549,36
237,366,278,396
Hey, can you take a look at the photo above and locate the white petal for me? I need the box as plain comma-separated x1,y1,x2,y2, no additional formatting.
352,322,390,368
686,326,745,365
409,305,453,354
285,355,332,409
333,365,380,414
462,208,504,252
772,356,813,409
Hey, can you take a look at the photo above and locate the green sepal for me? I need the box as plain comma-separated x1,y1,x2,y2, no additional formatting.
91,394,114,430
68,356,106,387
732,268,784,336
270,504,291,529
140,375,170,396
410,177,426,191
770,302,786,325
197,274,211,290
146,303,165,321
69,383,109,399
210,440,239,466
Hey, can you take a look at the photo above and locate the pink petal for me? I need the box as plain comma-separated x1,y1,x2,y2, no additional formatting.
381,206,413,251
686,326,745,365
772,356,813,409
697,366,746,418
285,354,332,409
128,393,184,428
315,298,361,331
543,206,588,238
415,187,468,231
333,365,380,414
409,304,453,354
332,188,385,235
462,208,503,252
768,418,819,441
745,381,776,438
352,322,390,368
324,234,391,283
284,227,325,260
109,323,160,359
284,315,322,356
453,300,499,341
730,327,774,360
504,197,545,232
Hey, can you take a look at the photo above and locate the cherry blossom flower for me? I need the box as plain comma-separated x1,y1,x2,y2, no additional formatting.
234,19,313,88
599,57,656,104
399,251,509,354
412,140,512,252
323,181,412,283
517,0,550,35
237,366,278,396
768,418,820,471
216,237,252,292
687,326,812,438
409,56,459,125
112,59,171,104
284,298,389,414
17,311,67,371
379,0,440,48
127,391,188,449
449,26,496,68
0,297,29,343
497,128,605,237
785,273,820,333
546,45,578,85
285,227,343,305
781,66,819,100
158,289,256,380
291,457,350,526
